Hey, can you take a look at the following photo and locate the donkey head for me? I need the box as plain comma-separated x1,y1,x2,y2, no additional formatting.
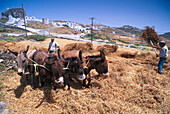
8,46,29,76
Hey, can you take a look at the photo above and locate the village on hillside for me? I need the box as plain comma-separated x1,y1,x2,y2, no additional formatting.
1,8,168,51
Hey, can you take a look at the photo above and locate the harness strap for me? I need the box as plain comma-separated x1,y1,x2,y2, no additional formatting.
27,57,51,71
84,59,90,69
63,61,70,70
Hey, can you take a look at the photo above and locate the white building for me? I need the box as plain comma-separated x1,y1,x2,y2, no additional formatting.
5,15,22,25
5,15,43,26
54,21,67,26
25,16,42,22
42,18,49,25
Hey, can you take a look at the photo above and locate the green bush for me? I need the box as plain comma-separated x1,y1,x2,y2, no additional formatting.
130,45,137,48
0,36,24,42
134,44,140,46
0,29,8,32
28,35,47,41
5,36,17,42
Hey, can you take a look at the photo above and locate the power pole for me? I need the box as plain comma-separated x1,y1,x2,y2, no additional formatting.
22,3,27,37
90,17,95,43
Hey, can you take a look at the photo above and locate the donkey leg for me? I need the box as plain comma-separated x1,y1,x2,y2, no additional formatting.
83,78,86,87
38,76,42,87
64,78,70,91
86,78,91,88
67,80,70,91
86,73,91,88
25,67,30,84
69,75,74,82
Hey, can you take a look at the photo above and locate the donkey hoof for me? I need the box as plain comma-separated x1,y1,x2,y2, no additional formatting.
85,86,90,88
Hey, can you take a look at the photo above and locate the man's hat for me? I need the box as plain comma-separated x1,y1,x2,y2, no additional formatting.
159,41,166,44
51,38,54,40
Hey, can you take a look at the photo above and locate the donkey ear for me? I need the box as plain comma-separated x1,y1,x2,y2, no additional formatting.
4,49,7,54
100,49,105,61
24,46,29,54
8,49,18,56
100,49,105,57
79,50,83,61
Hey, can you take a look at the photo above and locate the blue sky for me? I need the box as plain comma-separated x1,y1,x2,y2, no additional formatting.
0,0,170,34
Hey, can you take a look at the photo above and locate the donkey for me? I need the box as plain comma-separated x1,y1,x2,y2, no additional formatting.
8,46,37,85
32,50,64,88
61,50,86,90
83,50,109,87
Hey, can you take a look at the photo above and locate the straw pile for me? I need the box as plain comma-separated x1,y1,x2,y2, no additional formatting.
4,41,48,53
64,42,94,52
140,26,164,46
0,41,7,49
0,39,170,113
96,44,118,55
120,51,138,58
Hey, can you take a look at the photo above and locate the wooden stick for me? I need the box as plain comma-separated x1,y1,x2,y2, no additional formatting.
150,40,157,54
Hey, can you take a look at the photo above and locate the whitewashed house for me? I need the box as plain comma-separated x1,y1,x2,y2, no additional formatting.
25,16,42,22
54,21,67,26
5,15,22,25
5,15,43,26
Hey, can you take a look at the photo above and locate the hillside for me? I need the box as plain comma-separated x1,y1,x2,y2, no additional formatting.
117,25,142,37
160,32,170,40
27,21,54,29
47,27,81,34
0,38,170,113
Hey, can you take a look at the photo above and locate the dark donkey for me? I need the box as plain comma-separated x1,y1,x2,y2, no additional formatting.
32,50,64,88
83,50,109,87
61,50,86,90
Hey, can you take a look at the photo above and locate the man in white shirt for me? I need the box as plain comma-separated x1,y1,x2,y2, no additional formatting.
48,38,60,53
153,41,168,74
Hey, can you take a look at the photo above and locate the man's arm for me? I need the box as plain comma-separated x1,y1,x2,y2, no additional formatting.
55,42,60,49
152,46,160,50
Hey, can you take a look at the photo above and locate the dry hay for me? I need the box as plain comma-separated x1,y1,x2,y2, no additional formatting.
0,41,7,51
0,41,7,49
0,39,170,114
96,44,118,55
140,26,164,46
3,41,48,53
64,42,94,52
120,51,138,58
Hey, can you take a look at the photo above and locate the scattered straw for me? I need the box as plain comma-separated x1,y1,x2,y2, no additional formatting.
0,39,169,114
